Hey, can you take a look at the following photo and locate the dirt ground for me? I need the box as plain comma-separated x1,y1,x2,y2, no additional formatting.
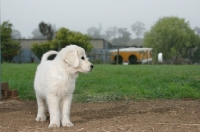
1,99,200,132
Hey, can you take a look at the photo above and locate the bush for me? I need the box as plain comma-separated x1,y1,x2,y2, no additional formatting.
31,42,52,60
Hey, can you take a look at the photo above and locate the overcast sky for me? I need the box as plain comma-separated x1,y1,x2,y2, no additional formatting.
1,0,200,38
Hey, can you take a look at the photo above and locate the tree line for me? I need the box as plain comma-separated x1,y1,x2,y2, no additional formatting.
1,16,200,63
86,21,145,46
0,21,93,61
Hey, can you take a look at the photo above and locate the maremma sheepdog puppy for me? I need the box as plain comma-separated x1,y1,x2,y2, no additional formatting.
34,45,94,128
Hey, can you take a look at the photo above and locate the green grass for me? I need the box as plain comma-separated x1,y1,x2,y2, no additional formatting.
1,63,37,99
1,63,200,102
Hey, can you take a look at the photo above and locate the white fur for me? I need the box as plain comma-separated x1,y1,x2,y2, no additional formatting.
34,45,93,128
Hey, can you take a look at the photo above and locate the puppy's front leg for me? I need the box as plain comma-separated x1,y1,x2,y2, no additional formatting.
61,94,74,127
47,95,61,128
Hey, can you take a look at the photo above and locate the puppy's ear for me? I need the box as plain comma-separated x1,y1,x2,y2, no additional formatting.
64,50,79,68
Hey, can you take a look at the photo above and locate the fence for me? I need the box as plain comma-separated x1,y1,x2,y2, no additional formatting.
12,48,40,63
87,50,111,64
11,48,112,64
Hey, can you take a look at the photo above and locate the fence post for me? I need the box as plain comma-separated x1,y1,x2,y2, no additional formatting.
117,46,119,64
0,47,1,99
93,53,95,63
0,3,2,99
105,51,107,64
19,49,21,64
0,61,1,99
99,53,101,63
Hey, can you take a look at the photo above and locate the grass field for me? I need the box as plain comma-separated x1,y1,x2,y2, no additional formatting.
1,63,200,102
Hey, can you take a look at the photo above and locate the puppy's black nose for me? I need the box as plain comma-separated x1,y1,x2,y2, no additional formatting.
90,65,94,69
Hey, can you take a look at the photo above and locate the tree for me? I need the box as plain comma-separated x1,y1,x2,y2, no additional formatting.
104,27,118,41
87,24,103,38
31,28,92,60
87,24,119,42
112,28,131,46
131,21,146,38
31,41,52,60
144,16,200,62
39,21,56,40
52,28,92,51
0,21,21,62
194,26,200,36
32,28,47,39
11,29,22,39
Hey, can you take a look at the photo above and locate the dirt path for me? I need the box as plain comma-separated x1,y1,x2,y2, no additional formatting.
0,99,200,132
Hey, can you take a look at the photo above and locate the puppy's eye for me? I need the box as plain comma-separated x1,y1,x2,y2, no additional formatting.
81,56,85,60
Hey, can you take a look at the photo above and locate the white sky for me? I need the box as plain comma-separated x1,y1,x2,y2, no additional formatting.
1,0,200,38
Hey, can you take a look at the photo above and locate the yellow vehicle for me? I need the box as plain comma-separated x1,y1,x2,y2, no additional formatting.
110,47,153,64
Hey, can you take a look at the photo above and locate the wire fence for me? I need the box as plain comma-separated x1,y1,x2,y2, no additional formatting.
87,51,111,64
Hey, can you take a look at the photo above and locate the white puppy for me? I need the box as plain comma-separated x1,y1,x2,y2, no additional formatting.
34,45,94,128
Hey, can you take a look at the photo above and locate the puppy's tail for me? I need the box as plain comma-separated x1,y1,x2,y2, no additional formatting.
41,51,58,62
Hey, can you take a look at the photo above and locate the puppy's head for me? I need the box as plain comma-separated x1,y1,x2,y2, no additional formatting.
63,45,94,73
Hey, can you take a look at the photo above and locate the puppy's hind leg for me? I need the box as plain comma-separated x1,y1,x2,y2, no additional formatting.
36,94,47,122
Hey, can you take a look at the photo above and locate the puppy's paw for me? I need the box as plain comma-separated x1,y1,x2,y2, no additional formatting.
62,121,74,127
48,123,60,128
36,116,47,122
